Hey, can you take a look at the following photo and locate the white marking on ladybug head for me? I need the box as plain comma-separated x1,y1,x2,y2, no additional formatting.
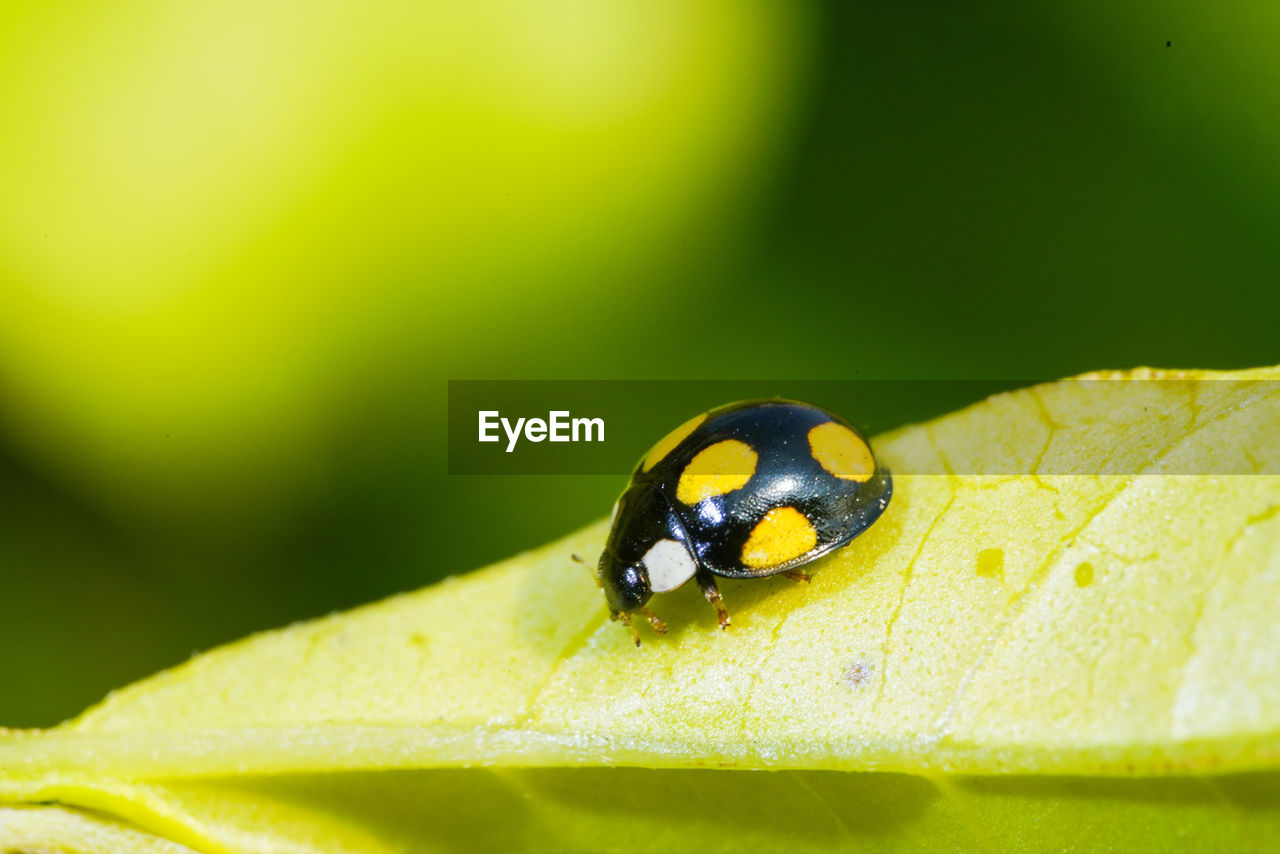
642,539,697,593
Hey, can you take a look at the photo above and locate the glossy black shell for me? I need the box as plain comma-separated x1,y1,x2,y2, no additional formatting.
607,399,892,580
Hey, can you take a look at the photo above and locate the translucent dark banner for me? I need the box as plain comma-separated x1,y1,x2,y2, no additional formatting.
447,379,1280,475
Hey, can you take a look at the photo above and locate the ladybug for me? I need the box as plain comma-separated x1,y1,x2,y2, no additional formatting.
595,399,892,645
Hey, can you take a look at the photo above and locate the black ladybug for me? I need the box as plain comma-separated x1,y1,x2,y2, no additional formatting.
596,400,892,645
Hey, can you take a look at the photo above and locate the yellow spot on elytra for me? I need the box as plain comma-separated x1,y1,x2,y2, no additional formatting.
741,506,818,569
808,422,875,482
675,439,757,505
643,413,706,471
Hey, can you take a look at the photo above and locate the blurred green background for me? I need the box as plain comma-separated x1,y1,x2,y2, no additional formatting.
1,0,1278,727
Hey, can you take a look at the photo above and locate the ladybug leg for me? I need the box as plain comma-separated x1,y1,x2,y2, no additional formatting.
637,607,668,635
781,568,811,583
695,567,732,630
612,610,642,647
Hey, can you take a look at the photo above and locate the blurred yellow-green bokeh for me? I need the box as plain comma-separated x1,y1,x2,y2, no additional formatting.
2,0,1279,726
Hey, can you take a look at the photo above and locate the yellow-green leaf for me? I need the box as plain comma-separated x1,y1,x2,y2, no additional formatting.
3,367,1279,852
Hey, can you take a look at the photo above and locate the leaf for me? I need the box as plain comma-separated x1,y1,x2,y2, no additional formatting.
3,367,1279,852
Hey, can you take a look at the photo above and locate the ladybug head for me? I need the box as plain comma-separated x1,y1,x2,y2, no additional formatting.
597,550,652,615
